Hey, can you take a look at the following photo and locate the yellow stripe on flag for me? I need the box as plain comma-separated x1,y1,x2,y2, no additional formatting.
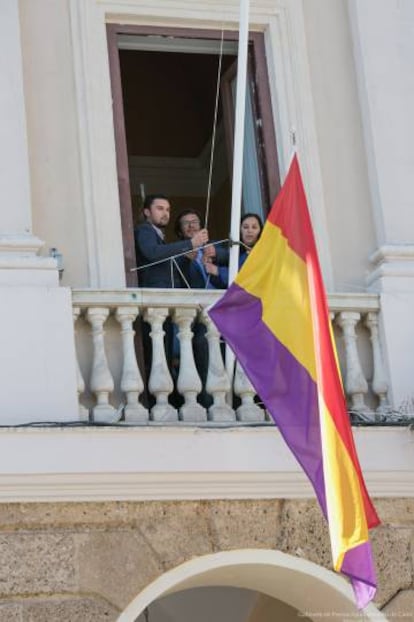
318,395,369,570
236,223,317,381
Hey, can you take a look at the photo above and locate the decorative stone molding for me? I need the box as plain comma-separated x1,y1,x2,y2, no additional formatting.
0,235,58,285
0,426,411,502
367,244,414,290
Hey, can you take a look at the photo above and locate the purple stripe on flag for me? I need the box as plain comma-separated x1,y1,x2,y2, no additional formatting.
342,541,377,609
209,283,326,513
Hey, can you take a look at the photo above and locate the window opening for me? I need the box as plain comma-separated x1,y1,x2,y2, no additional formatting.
107,26,279,286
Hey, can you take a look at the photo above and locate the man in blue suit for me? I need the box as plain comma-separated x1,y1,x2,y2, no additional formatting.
135,195,209,288
173,208,229,407
174,209,228,289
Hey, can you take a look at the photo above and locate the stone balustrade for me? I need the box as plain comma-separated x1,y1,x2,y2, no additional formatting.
72,289,389,424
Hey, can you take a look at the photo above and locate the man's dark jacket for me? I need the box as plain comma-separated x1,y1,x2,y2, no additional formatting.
134,223,193,288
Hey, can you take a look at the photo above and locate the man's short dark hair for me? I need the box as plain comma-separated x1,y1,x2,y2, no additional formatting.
174,209,202,239
143,194,169,211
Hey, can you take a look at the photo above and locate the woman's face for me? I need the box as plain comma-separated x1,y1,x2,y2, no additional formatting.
240,216,261,247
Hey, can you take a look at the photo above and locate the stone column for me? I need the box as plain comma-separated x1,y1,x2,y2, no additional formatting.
348,0,414,411
0,1,78,423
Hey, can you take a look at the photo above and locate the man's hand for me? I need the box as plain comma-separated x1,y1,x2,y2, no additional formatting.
191,229,208,249
185,250,197,260
204,262,218,276
203,245,216,264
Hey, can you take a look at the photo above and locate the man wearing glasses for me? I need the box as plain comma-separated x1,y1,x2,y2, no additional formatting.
174,209,224,289
174,209,228,407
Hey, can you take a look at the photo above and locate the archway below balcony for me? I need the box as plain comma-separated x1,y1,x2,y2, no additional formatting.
117,549,386,622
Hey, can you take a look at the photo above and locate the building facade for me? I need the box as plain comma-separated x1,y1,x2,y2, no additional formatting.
0,0,414,620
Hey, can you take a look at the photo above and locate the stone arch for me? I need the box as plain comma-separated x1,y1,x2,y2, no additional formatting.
117,549,386,622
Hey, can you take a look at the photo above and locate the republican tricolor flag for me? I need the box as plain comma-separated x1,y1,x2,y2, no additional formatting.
208,155,380,609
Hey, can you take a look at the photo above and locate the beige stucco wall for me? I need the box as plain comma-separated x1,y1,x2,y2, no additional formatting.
19,0,89,287
302,0,377,292
0,498,412,620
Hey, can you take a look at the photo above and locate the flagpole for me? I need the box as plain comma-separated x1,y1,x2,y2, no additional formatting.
226,0,250,382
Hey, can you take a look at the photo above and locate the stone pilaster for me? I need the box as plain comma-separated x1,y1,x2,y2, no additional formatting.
0,1,78,423
0,1,56,285
348,0,414,410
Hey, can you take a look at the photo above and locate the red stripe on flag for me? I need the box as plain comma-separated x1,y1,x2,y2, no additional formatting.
267,156,314,263
269,155,379,528
307,251,380,529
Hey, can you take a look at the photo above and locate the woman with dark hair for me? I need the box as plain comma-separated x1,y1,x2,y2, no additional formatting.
205,212,263,288
238,212,263,261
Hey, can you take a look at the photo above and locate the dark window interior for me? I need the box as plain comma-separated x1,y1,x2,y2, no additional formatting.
119,48,235,242
107,26,279,286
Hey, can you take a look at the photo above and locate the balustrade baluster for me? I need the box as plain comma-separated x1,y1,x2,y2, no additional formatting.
115,306,148,423
201,312,235,422
336,311,369,414
173,307,206,422
234,361,264,422
365,311,389,415
86,307,118,423
72,306,89,421
144,307,177,421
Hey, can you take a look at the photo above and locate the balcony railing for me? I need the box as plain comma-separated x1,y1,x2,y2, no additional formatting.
72,289,389,424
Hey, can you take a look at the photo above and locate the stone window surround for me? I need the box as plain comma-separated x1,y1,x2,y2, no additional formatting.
68,0,334,289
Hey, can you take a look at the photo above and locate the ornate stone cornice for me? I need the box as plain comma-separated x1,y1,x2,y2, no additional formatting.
0,426,412,502
367,244,414,288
